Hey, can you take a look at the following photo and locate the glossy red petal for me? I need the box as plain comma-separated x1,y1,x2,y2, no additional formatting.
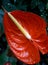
4,22,40,65
33,31,47,42
34,33,48,54
7,36,40,64
10,10,46,39
3,11,40,64
4,10,47,64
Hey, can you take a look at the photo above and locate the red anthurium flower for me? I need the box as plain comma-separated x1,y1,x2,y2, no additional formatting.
4,10,48,64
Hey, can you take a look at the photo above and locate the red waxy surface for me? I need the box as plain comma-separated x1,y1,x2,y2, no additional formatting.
4,10,48,64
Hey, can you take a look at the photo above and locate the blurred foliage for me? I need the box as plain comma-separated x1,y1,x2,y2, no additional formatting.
0,0,48,65
0,9,4,37
0,44,17,65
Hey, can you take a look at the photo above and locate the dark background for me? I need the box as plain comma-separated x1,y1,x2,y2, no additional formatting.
0,0,48,65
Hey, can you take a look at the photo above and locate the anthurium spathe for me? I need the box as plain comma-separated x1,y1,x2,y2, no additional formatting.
4,10,48,64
